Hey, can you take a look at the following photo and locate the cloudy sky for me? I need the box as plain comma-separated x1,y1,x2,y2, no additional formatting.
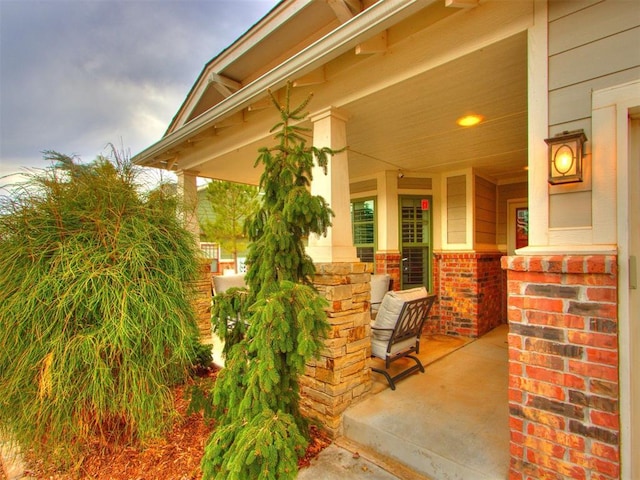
0,0,279,185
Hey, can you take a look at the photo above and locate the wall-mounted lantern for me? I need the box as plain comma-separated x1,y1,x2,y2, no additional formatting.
545,129,587,185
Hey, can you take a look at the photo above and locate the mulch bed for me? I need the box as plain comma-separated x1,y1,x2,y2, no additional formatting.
20,367,331,479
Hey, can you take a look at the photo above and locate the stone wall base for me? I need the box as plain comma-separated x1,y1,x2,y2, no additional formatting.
301,262,374,437
194,260,212,345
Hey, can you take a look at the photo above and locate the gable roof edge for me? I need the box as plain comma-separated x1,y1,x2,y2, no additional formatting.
133,0,437,168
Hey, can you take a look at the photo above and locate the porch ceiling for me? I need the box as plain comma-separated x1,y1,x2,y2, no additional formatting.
188,31,528,186
344,31,529,183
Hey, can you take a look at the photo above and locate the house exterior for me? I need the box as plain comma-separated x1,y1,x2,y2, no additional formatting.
133,1,639,478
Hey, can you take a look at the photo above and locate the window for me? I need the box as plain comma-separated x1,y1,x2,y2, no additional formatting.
351,198,376,265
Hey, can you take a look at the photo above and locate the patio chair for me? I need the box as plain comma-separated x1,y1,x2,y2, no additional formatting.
370,287,437,390
212,273,246,295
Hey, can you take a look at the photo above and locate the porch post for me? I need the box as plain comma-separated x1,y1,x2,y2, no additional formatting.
306,107,358,263
176,169,199,239
375,170,401,289
301,107,370,437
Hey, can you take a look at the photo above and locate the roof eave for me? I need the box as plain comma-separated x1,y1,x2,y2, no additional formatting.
133,0,437,169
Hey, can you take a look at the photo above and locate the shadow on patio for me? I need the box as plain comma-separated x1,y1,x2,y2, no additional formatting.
340,324,510,480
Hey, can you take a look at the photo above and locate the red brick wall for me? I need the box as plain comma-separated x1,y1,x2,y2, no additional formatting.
503,255,619,480
374,252,401,292
433,252,505,337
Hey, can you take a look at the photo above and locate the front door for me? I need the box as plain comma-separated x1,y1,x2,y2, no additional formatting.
399,196,432,291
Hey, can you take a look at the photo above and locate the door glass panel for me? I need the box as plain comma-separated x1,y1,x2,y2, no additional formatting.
400,197,432,290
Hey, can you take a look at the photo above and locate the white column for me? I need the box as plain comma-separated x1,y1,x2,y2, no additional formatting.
307,107,358,263
176,169,199,239
526,0,549,248
377,170,400,252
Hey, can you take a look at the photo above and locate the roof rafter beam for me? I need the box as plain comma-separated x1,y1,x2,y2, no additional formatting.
355,30,387,55
445,0,478,8
213,111,245,130
328,0,362,23
293,67,326,87
208,73,242,98
247,97,273,112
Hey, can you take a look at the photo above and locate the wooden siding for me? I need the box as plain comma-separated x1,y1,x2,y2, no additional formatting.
350,178,377,194
398,176,433,190
548,0,640,229
475,176,497,245
548,0,640,127
447,175,466,244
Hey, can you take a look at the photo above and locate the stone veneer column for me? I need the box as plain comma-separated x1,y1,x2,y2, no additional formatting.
433,252,504,337
194,259,213,345
503,255,620,480
300,262,373,437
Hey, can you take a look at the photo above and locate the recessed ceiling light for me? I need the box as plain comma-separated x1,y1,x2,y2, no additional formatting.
456,114,484,127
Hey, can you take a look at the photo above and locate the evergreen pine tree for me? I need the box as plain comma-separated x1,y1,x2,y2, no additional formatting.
202,84,335,479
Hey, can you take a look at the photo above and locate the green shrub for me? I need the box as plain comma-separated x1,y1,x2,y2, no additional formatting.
0,150,201,466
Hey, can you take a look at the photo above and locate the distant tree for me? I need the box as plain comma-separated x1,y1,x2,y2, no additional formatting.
200,180,260,273
201,84,335,479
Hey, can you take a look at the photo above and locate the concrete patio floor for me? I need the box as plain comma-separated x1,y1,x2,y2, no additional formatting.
299,324,510,479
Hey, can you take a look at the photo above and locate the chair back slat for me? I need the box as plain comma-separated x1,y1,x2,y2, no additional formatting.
389,294,436,345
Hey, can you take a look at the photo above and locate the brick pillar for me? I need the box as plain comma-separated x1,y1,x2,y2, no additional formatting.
503,255,620,480
433,252,504,337
374,251,401,291
301,262,373,437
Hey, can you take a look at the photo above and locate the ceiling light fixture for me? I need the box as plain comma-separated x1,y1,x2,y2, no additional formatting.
456,114,484,127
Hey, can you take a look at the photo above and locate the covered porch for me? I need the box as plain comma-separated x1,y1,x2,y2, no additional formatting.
299,324,510,479
134,1,638,477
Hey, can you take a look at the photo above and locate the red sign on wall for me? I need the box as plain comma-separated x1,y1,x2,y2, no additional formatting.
421,199,430,210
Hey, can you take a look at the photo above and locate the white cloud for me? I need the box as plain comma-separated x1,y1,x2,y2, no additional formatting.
0,0,279,179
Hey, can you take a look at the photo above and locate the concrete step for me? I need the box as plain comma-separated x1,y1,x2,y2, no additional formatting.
342,326,510,480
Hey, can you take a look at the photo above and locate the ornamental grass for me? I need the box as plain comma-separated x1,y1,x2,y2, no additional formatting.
0,150,202,467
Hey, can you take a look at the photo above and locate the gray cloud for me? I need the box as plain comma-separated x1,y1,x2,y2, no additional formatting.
0,0,278,181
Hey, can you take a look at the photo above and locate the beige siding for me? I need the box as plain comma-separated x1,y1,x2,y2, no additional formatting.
447,175,466,244
548,1,639,55
350,178,377,194
549,191,593,228
398,176,433,190
549,28,640,92
548,0,640,229
497,182,528,245
549,68,640,126
475,176,497,245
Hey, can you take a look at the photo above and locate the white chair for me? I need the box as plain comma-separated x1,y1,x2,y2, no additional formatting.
369,273,391,319
211,273,247,367
370,287,436,390
212,273,246,295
